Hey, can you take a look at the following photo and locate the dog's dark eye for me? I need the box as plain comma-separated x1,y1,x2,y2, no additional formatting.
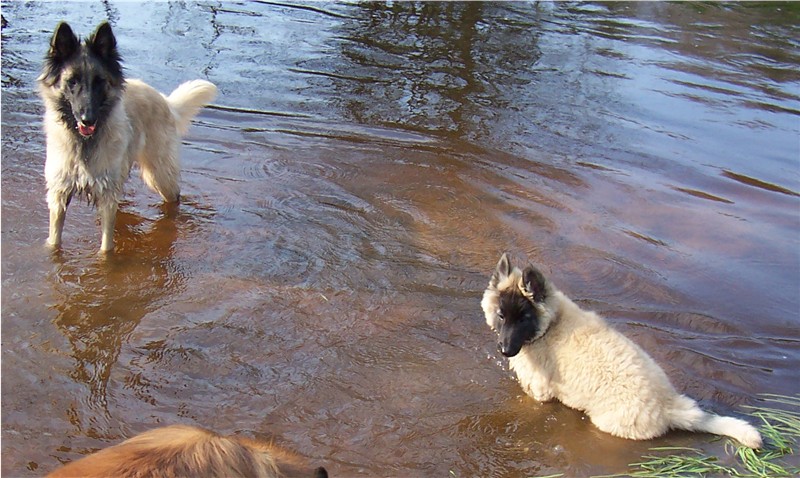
524,313,534,322
497,311,505,323
66,76,79,88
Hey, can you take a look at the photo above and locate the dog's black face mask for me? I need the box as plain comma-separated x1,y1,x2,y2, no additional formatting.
41,21,124,143
497,287,541,357
485,253,550,358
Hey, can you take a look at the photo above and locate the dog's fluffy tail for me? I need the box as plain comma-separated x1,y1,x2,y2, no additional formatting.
669,394,762,449
167,80,218,135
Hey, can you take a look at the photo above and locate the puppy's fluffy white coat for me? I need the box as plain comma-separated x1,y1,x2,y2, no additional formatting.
482,253,762,448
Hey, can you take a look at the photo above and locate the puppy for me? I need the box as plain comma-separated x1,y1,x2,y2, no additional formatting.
38,21,217,252
47,424,328,478
481,253,762,448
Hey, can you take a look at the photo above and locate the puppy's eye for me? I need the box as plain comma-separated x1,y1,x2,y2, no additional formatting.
497,311,505,323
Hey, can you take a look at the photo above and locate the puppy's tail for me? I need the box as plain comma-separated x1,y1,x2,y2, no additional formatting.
670,394,763,449
167,80,218,135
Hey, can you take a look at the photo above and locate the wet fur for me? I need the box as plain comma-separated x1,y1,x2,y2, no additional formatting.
39,21,217,251
47,425,328,478
481,253,763,448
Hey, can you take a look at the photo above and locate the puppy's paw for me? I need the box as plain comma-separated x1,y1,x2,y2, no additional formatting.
533,391,555,402
524,382,554,402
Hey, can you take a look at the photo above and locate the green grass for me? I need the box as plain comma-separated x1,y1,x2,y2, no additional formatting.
588,394,800,478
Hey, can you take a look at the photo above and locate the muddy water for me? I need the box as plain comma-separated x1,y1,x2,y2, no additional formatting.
2,2,799,477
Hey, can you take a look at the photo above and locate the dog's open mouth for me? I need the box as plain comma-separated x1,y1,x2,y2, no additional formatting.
77,123,96,137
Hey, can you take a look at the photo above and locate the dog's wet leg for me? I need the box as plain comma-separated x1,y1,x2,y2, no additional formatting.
46,190,71,248
47,205,66,248
98,201,118,252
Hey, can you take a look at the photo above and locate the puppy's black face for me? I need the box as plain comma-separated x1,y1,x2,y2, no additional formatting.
482,253,552,358
496,288,540,357
41,22,124,141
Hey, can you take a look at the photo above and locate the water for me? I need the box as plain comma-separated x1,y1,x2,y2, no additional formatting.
2,2,799,476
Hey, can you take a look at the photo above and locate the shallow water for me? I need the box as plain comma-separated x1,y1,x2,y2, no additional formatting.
2,2,799,476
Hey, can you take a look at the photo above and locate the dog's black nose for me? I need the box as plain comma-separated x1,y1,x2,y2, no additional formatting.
79,114,96,126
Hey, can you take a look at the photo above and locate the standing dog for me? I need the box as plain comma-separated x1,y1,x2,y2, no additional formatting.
481,253,763,448
39,21,217,252
47,425,329,478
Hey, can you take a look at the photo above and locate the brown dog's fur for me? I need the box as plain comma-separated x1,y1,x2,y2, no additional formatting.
47,425,328,478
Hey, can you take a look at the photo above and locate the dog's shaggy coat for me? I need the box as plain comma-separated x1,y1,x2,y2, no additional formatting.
47,425,328,478
481,253,762,449
39,21,217,251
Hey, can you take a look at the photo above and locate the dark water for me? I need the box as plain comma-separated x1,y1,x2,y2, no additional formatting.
2,2,799,476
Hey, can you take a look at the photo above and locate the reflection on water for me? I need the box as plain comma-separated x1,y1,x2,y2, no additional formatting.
327,2,543,139
2,2,799,477
49,208,186,424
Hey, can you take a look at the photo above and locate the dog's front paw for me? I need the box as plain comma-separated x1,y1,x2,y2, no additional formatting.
532,390,555,402
45,237,61,249
523,382,554,402
98,245,115,255
99,234,115,253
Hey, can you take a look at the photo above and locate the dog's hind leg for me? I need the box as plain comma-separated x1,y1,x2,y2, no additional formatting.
139,142,181,203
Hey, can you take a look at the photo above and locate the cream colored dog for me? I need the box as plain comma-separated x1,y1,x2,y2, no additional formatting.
39,21,217,252
481,253,762,448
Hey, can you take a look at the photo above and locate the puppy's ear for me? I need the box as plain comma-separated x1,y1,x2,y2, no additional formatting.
49,22,79,63
522,265,548,303
490,253,512,288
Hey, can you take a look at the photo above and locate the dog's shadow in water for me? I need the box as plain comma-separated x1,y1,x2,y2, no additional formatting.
49,203,192,428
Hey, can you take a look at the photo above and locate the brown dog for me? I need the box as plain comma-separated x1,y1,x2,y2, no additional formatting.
48,425,328,478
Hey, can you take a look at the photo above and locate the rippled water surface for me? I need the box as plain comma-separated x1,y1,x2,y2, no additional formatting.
2,2,799,476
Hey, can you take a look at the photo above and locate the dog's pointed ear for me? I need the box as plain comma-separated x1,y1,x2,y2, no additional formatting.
87,21,118,61
522,265,548,303
86,21,123,83
49,22,80,62
490,253,512,288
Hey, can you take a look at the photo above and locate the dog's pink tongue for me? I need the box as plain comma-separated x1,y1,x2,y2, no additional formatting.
78,124,96,137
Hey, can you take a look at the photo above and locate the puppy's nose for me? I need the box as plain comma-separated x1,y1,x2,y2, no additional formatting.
498,342,510,357
498,341,520,357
